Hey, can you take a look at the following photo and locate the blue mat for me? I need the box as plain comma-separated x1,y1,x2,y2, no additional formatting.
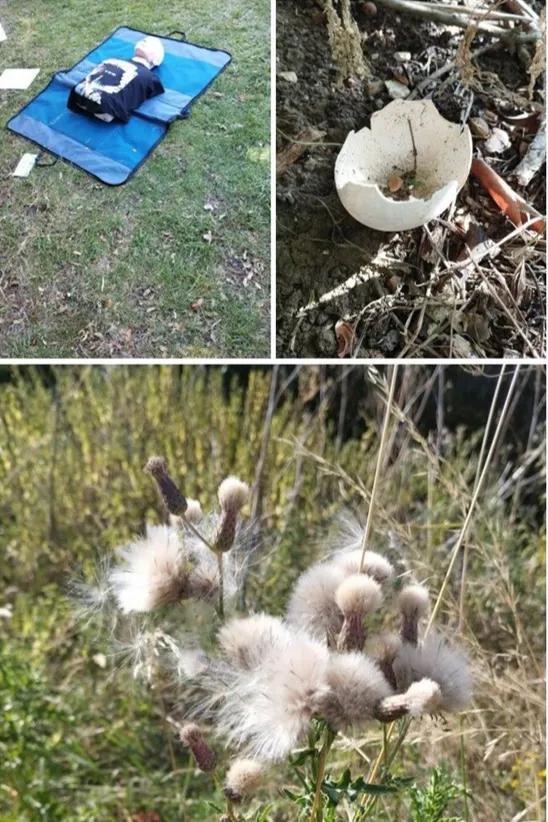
7,27,231,185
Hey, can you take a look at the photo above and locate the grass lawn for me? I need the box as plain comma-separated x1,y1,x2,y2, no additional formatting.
0,0,270,358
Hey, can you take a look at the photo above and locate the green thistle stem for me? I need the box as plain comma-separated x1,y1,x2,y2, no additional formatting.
309,727,336,822
217,552,224,621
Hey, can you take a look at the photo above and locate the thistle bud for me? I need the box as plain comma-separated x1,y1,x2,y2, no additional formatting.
214,476,249,553
224,758,263,802
145,456,187,516
179,723,217,772
218,476,249,512
398,584,429,646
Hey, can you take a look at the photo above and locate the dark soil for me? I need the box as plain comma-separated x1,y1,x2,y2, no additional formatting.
276,0,545,358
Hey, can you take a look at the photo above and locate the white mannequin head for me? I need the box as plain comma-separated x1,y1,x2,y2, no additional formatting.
134,36,165,69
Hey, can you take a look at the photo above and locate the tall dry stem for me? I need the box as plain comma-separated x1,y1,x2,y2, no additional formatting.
358,365,399,572
361,364,522,815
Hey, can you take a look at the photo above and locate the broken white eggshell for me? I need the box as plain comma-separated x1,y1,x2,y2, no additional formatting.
335,99,473,232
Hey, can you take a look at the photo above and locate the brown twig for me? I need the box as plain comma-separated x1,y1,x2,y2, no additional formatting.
407,118,417,177
276,127,327,177
471,157,545,232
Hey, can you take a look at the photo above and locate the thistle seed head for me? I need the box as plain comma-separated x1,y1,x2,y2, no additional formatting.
286,561,346,643
393,632,472,712
398,583,430,618
218,476,249,513
319,652,393,731
374,677,441,722
224,758,264,801
109,526,191,613
335,549,394,584
211,634,330,762
185,498,203,524
218,614,290,669
402,678,442,715
398,583,429,645
335,574,382,616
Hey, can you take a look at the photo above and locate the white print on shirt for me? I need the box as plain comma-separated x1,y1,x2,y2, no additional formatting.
76,59,139,106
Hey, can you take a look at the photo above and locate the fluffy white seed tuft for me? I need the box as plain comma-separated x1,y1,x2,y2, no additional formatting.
225,758,264,800
402,678,442,716
319,652,393,730
398,584,430,618
170,646,210,680
109,526,189,613
375,676,442,721
212,634,330,761
369,631,402,662
335,574,383,616
393,632,472,712
185,498,203,524
286,561,346,641
218,476,250,512
334,549,394,584
218,614,290,669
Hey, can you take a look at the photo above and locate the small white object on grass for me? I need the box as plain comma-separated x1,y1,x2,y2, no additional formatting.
0,68,40,89
12,153,38,178
0,22,6,42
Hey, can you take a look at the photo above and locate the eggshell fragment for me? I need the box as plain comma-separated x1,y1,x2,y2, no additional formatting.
335,99,473,232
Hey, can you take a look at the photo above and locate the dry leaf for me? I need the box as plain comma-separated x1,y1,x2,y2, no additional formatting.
335,320,356,358
465,313,490,343
191,298,204,311
502,111,541,132
450,334,474,358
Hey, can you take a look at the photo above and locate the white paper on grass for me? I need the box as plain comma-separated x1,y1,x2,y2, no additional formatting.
0,22,6,42
13,153,38,178
0,68,40,89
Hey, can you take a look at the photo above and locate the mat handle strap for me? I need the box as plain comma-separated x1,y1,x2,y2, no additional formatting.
36,152,58,168
167,30,187,40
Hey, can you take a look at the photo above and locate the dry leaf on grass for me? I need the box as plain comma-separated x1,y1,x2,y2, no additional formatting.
191,298,205,311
